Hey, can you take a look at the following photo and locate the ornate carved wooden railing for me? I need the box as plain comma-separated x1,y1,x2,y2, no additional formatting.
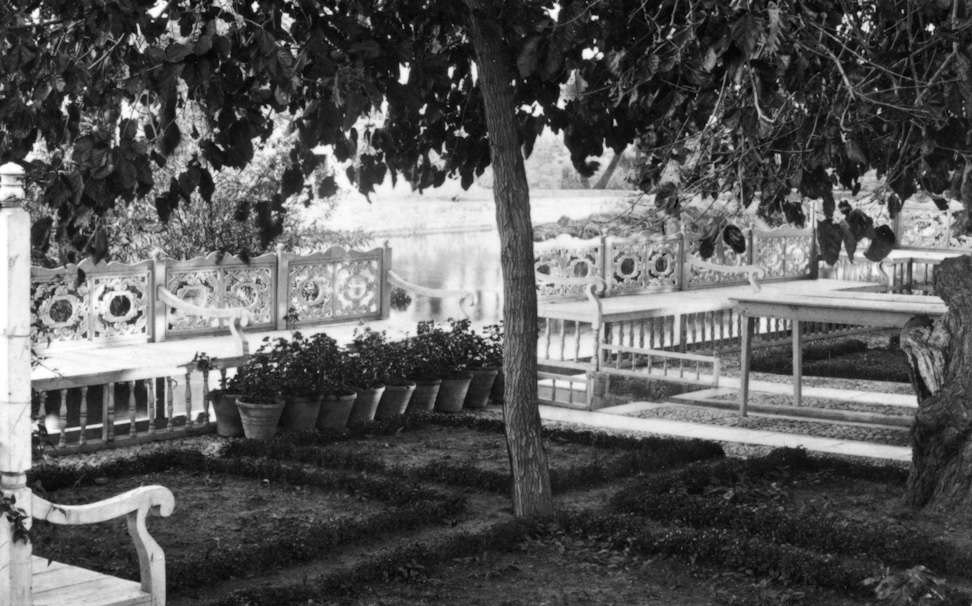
31,245,399,350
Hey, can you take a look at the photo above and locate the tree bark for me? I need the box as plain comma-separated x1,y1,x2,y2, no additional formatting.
593,150,624,190
902,255,972,513
466,2,553,516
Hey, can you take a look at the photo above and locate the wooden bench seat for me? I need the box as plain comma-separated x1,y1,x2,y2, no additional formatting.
31,558,150,606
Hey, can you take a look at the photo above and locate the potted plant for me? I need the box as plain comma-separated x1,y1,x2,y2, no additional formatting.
374,337,416,420
304,332,357,430
421,319,474,413
196,352,245,438
270,333,326,432
227,351,284,440
485,323,505,405
404,322,447,413
462,322,503,409
338,328,388,424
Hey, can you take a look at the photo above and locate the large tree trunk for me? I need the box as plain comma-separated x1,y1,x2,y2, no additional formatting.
466,3,553,516
901,255,972,512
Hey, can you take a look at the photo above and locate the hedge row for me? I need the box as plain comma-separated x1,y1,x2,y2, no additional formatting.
30,448,468,593
203,518,541,606
223,420,724,495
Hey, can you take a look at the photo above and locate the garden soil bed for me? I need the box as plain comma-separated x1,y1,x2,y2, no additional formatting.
324,423,626,476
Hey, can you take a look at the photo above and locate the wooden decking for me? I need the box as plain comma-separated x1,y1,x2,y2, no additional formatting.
31,557,150,606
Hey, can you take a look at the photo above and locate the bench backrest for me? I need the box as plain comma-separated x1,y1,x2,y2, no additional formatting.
32,246,393,349
535,225,815,300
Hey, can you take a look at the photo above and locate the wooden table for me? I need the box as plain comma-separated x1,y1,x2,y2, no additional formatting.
730,290,948,414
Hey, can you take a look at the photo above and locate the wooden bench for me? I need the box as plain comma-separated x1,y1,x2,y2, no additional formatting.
1,163,178,606
533,225,891,409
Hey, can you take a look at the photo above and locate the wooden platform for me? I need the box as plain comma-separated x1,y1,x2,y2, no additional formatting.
31,557,150,606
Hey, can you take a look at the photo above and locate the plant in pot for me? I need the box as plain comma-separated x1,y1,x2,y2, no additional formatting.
403,322,448,414
227,351,284,440
423,319,474,413
484,322,505,405
338,327,389,425
308,332,357,430
374,336,416,420
271,333,326,432
197,352,246,438
461,322,503,409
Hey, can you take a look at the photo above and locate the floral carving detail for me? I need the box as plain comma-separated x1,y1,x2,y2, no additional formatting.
32,279,89,344
534,243,602,299
93,275,149,339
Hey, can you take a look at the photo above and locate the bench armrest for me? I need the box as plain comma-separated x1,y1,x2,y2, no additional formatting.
157,286,252,355
33,485,175,604
536,275,607,329
685,255,766,292
387,269,478,319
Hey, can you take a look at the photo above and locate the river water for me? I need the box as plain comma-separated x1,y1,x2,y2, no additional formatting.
384,228,505,330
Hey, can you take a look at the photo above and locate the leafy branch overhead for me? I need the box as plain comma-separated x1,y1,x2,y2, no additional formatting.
4,0,972,264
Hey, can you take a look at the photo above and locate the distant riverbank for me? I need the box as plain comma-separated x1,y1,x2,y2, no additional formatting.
301,184,639,238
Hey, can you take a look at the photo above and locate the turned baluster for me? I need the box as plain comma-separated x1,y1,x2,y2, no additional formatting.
573,321,582,362
184,369,194,427
201,367,211,425
146,378,156,435
103,382,114,442
166,377,175,432
558,320,566,361
78,385,88,445
543,319,552,360
129,380,138,437
58,389,67,447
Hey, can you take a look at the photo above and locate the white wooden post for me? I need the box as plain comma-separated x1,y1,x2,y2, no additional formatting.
0,162,33,604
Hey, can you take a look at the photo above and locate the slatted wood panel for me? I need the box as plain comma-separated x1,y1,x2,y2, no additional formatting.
31,558,151,606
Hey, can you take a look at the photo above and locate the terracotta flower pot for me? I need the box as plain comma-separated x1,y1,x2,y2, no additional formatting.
210,391,245,437
464,368,499,409
279,394,324,432
236,397,285,440
347,385,387,424
374,383,416,420
489,368,505,405
435,373,474,413
407,379,442,413
316,390,357,430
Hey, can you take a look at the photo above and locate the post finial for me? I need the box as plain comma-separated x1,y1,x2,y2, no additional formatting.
0,162,25,209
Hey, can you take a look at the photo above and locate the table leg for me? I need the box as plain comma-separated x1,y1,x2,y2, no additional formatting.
740,314,755,417
792,319,803,407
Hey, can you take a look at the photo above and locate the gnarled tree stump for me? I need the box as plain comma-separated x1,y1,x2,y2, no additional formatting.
901,255,972,512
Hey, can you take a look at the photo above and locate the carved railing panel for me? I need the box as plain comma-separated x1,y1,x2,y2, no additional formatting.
286,247,383,325
898,208,952,249
534,235,603,300
32,260,154,347
164,252,277,336
754,230,813,279
684,236,749,288
605,233,682,294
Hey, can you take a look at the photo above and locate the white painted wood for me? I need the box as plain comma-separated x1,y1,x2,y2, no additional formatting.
157,286,252,355
387,269,478,318
731,289,948,416
0,161,33,606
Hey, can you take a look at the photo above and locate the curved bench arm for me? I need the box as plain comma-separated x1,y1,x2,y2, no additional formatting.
157,286,252,355
685,255,766,292
536,275,607,329
387,269,479,319
33,485,175,605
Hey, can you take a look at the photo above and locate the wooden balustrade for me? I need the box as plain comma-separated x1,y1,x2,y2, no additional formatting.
32,357,244,454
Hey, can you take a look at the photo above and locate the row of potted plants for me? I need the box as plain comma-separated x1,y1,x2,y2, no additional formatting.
205,320,505,440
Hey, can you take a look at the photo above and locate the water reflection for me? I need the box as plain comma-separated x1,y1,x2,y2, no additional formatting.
385,229,504,329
